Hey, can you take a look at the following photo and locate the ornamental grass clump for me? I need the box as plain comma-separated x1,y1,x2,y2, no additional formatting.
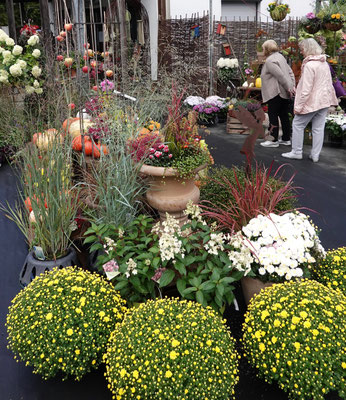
312,247,346,295
104,298,239,400
6,266,127,380
242,280,346,400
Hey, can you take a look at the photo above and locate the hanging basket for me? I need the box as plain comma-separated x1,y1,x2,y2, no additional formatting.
323,22,344,31
270,8,288,22
304,24,321,34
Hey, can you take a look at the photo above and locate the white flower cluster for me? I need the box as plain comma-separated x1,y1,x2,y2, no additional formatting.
184,95,229,109
125,258,138,278
0,30,43,92
154,214,185,262
103,236,116,255
27,35,39,46
204,232,225,255
217,57,239,69
228,212,325,281
184,200,204,223
184,95,205,106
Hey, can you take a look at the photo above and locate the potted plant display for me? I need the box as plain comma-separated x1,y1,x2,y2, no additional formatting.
226,212,325,304
323,13,345,31
1,137,81,286
325,115,345,146
216,57,239,83
138,88,212,224
85,202,243,313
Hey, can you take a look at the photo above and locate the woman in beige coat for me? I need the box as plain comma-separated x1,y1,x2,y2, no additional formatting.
282,38,338,162
260,40,295,148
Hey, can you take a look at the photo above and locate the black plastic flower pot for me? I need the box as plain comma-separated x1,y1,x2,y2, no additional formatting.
19,247,80,288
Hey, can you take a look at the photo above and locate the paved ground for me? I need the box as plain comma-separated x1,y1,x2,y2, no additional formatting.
0,124,345,399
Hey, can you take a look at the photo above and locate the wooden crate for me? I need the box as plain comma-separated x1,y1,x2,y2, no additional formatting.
226,114,250,135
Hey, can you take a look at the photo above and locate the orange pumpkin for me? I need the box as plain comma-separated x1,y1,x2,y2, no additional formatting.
72,135,91,151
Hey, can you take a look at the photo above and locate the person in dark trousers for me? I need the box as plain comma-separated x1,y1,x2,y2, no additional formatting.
260,40,295,148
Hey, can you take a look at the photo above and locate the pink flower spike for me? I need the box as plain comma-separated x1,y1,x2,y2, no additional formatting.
168,154,173,158
149,148,155,153
149,155,154,159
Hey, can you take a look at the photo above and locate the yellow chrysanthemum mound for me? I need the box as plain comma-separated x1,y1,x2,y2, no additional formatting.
242,280,346,400
312,247,346,295
6,266,127,380
105,298,239,400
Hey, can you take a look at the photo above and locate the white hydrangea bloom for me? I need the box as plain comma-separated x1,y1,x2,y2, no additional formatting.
204,232,225,255
32,65,42,78
16,59,27,69
25,86,35,94
32,49,41,58
34,87,43,94
27,35,39,46
33,79,40,88
12,45,23,56
9,64,22,77
6,37,15,46
0,29,9,42
0,69,9,83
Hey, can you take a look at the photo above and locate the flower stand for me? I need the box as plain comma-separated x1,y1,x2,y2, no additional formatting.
19,247,80,287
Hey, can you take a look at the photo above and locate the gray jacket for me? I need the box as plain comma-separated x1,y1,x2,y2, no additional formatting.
260,52,295,103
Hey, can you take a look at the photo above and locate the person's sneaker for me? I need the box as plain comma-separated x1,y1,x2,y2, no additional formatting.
309,154,319,163
260,140,279,148
281,152,303,160
279,139,291,146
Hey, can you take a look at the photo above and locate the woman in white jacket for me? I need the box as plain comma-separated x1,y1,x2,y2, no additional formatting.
282,38,338,162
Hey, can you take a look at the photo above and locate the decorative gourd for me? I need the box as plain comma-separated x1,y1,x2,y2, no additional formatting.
62,117,79,133
255,78,262,88
68,119,94,138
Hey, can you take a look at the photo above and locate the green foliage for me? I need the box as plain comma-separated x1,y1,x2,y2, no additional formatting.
242,280,346,400
6,266,127,380
84,205,243,313
311,247,346,295
200,165,297,214
105,298,239,400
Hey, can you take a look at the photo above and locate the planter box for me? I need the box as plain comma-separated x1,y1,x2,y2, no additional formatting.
226,114,250,135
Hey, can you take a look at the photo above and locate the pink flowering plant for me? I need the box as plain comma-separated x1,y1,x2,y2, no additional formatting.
84,203,243,312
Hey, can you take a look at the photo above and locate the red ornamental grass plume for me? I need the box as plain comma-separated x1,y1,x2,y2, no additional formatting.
200,162,300,232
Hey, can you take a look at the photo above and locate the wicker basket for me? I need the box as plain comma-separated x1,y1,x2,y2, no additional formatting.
323,22,344,31
270,8,288,22
226,113,250,135
304,24,321,34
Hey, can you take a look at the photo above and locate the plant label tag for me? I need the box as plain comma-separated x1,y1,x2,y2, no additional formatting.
103,260,120,280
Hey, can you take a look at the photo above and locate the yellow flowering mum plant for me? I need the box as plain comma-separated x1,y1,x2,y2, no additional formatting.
312,247,346,295
105,298,239,400
242,280,346,400
6,266,127,380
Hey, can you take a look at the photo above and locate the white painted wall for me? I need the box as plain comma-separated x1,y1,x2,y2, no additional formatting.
168,0,221,19
221,3,257,20
259,0,313,19
141,0,158,80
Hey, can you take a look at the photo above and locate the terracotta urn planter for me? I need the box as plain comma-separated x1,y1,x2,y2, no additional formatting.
140,164,206,225
241,276,274,306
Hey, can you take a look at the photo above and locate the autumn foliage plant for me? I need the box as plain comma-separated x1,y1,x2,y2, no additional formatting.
201,163,298,232
104,298,239,400
242,280,346,400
